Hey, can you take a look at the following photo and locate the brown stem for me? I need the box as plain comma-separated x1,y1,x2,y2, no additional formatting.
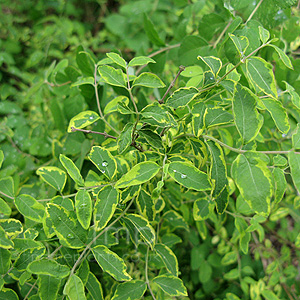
45,80,71,87
159,65,185,104
71,127,117,139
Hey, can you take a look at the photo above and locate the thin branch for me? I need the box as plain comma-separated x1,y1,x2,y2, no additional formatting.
213,19,233,49
175,133,300,155
23,281,38,300
0,190,14,200
145,247,157,300
126,66,139,115
71,127,117,139
245,0,264,25
159,65,185,104
136,43,181,75
45,80,71,87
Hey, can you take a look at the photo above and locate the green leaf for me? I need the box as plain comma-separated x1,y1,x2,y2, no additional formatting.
67,110,100,133
88,146,117,180
139,129,163,150
38,275,61,300
229,34,249,57
198,56,222,77
192,102,206,136
106,52,127,69
284,81,300,109
215,185,229,214
71,76,94,87
273,154,287,167
98,65,126,88
258,26,270,44
288,152,300,193
0,197,11,217
292,123,300,150
15,194,45,223
0,248,11,273
246,57,277,98
0,289,19,300
199,260,213,283
0,150,3,169
132,72,165,88
136,189,155,221
63,274,86,300
124,214,156,249
233,83,263,144
163,210,189,231
261,99,290,134
154,243,179,276
0,219,23,238
193,198,213,221
207,140,228,197
232,153,272,215
166,87,198,109
128,56,156,67
112,280,147,300
59,154,84,186
153,274,187,297
94,186,119,231
140,102,177,127
118,123,134,154
76,48,95,76
92,245,132,281
0,226,13,249
143,14,165,47
104,96,129,114
261,290,280,300
168,161,211,191
36,167,67,192
14,247,45,271
204,107,233,129
75,190,92,230
0,176,15,199
117,101,135,115
46,203,87,249
268,44,293,69
272,168,287,204
115,161,160,188
27,259,70,278
86,272,104,300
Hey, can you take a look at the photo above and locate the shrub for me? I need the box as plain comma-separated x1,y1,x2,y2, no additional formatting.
1,0,300,299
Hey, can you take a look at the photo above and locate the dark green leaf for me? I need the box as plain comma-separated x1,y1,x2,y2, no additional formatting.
143,14,165,47
112,280,147,300
75,190,92,230
153,274,187,296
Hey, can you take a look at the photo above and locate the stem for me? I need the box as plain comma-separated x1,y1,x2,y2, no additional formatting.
245,0,264,25
69,197,135,276
45,80,71,87
71,127,117,139
145,247,157,300
23,281,38,300
213,19,232,49
176,133,300,155
93,64,120,134
159,65,185,104
0,190,14,200
126,65,139,115
136,43,181,75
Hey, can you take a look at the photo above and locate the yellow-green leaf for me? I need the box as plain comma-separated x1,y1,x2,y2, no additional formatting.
36,167,67,192
63,274,86,300
153,274,187,296
75,190,92,230
92,245,132,281
112,280,147,300
59,154,84,186
67,110,100,133
154,243,178,276
115,161,160,189
27,259,70,278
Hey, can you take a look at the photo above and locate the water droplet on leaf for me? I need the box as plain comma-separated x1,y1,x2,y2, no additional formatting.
89,116,94,120
67,234,74,239
102,161,108,167
173,170,177,173
101,169,105,174
181,174,187,179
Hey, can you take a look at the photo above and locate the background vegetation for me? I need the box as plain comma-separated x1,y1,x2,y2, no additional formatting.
1,0,300,299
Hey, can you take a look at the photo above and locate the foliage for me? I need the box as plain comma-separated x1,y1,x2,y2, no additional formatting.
1,0,300,299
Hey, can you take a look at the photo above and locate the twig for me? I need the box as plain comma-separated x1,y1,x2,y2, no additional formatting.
136,43,181,75
145,247,157,300
245,0,264,25
71,127,117,139
213,20,233,49
159,65,185,104
45,80,71,87
23,281,38,300
0,190,14,200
